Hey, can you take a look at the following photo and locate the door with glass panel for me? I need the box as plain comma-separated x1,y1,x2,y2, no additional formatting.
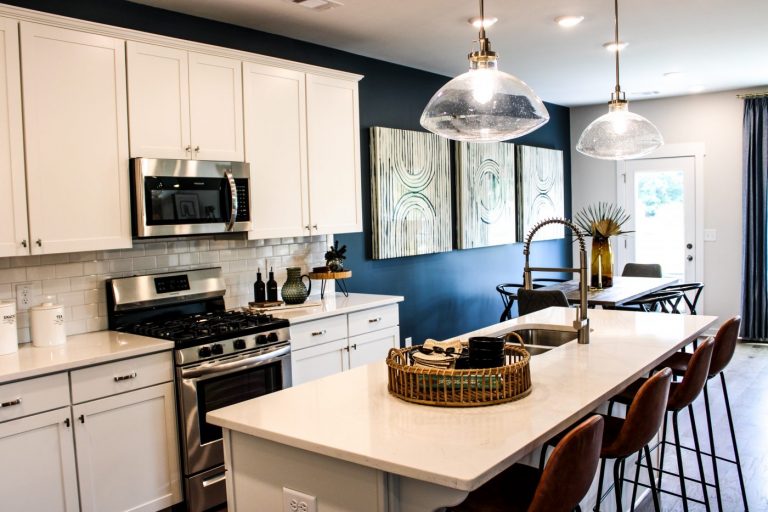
618,156,696,282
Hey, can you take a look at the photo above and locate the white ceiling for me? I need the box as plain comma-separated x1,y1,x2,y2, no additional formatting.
131,0,768,107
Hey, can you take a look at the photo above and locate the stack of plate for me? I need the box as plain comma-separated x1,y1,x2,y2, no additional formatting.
410,339,463,369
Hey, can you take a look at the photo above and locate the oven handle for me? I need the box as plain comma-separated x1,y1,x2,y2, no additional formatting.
181,345,290,380
225,170,238,232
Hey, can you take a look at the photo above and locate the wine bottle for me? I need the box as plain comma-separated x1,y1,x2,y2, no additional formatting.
254,268,266,302
266,267,278,302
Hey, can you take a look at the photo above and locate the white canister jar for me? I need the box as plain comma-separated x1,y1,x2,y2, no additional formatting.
0,302,18,355
30,302,66,347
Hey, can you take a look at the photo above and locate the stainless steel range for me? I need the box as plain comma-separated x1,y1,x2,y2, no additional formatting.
107,267,291,512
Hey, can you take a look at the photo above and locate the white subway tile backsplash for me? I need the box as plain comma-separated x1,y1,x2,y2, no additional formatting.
1,235,331,343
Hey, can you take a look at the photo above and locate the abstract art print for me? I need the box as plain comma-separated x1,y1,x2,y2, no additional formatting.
456,142,516,249
370,127,452,259
516,145,565,241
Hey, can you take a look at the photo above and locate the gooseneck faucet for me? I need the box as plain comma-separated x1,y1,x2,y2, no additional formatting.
523,218,590,344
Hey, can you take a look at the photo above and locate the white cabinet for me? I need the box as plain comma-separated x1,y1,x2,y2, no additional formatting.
0,408,80,512
127,41,244,161
20,22,131,255
73,383,181,512
244,65,362,239
291,305,400,386
0,17,27,258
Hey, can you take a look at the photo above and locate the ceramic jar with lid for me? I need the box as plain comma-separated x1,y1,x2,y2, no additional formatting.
30,302,66,347
0,302,18,355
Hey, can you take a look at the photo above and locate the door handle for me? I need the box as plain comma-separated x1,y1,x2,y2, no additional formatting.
224,170,238,232
64,417,71,428
686,243,693,249
35,239,42,247
20,239,27,248
687,255,693,261
78,415,85,424
1,398,21,408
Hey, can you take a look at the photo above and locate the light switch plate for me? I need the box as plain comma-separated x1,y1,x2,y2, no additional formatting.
703,229,717,242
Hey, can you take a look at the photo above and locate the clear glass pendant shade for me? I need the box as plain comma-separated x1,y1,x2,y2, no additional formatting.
576,101,663,160
420,61,549,142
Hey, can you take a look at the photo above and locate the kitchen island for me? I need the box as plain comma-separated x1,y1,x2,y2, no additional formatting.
207,308,716,511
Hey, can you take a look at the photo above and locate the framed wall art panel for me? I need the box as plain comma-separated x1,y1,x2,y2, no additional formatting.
516,145,565,241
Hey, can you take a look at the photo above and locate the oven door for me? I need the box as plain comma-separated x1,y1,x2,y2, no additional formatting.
132,158,251,237
177,343,291,476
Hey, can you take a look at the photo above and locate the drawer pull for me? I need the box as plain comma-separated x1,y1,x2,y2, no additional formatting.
202,471,227,488
368,317,382,323
311,330,327,336
114,372,137,382
1,398,21,408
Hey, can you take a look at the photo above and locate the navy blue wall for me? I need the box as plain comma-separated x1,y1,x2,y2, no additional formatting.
8,0,572,344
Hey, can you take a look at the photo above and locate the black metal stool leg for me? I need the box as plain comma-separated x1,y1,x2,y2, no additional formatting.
658,411,669,497
613,458,624,512
703,382,723,511
688,403,711,511
593,458,607,512
672,411,690,512
644,444,661,512
630,450,642,511
721,372,749,510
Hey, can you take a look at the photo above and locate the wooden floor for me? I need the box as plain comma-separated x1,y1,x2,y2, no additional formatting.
634,342,768,512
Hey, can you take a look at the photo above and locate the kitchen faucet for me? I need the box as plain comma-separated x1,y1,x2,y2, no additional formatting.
522,218,590,344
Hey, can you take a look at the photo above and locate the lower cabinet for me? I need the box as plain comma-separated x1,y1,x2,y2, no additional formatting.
0,407,80,511
73,383,181,512
348,326,400,369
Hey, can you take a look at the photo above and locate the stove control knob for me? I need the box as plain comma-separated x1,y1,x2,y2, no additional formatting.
256,334,268,344
267,332,279,342
233,339,246,350
198,346,212,358
211,343,223,355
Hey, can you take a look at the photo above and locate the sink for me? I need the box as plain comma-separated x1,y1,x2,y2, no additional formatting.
511,329,578,348
524,345,554,356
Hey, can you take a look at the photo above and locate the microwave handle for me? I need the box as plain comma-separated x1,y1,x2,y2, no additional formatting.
225,170,238,232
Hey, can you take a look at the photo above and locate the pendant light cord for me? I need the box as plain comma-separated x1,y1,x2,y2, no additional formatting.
614,0,622,96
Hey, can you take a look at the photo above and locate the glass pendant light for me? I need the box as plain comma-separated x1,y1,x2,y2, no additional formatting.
420,0,549,142
576,0,663,160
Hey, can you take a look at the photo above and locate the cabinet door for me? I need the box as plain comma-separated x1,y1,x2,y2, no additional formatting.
20,23,131,254
0,408,80,512
348,325,400,369
126,41,191,159
73,382,181,512
0,18,27,257
291,337,348,386
244,63,309,239
306,74,362,235
189,52,244,161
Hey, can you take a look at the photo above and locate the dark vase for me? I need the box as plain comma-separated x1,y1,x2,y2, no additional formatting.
281,267,312,304
590,237,614,288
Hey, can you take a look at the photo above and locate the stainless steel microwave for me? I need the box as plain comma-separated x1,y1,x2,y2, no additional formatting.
131,158,251,238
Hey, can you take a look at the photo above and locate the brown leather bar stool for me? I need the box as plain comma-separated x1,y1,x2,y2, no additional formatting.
447,415,604,512
615,337,715,512
659,316,747,511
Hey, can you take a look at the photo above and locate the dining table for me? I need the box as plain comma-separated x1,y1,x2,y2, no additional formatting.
540,275,679,308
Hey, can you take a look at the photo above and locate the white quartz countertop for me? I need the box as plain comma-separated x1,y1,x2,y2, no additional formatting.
207,308,715,492
270,293,403,324
0,331,174,384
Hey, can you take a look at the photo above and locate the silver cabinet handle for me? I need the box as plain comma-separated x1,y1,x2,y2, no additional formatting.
202,472,227,488
35,239,42,247
225,169,238,232
114,371,137,382
1,398,21,408
20,239,27,248
368,317,382,323
311,329,326,336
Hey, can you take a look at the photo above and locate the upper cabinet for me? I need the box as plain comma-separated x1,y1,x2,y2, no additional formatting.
127,41,244,161
0,18,27,258
244,66,362,239
19,22,131,255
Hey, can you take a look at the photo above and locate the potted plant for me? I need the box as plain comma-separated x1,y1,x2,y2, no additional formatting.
324,240,347,272
574,202,631,288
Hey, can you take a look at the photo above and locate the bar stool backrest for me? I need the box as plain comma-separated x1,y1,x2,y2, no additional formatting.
621,263,662,278
603,368,672,458
710,316,741,376
668,337,715,411
528,415,605,512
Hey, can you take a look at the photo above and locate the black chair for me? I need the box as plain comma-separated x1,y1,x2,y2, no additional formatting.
496,282,547,321
622,263,662,278
619,290,684,313
662,282,704,314
517,288,570,316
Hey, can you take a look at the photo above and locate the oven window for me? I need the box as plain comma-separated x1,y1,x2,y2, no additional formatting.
144,177,229,225
196,361,283,445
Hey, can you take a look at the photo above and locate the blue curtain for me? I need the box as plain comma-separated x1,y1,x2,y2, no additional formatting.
741,97,768,342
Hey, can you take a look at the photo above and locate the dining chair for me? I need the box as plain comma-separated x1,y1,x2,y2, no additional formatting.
447,415,604,512
621,263,663,278
496,282,547,321
662,282,704,314
517,288,570,316
617,290,684,313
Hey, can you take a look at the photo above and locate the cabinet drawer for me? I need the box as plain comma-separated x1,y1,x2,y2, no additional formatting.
348,304,399,337
70,351,173,404
290,315,348,351
0,373,69,423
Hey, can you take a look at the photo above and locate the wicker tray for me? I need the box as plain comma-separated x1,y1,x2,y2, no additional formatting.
386,333,532,407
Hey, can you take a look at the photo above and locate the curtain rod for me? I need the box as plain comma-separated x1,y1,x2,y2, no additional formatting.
737,91,768,99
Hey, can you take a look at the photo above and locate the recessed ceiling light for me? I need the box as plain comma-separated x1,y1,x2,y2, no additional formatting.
690,85,705,93
555,15,584,27
468,16,498,29
602,41,628,52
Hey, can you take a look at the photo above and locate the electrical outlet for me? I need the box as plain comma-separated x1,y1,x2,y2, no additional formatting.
15,282,37,311
283,487,317,512
703,229,717,242
404,337,413,347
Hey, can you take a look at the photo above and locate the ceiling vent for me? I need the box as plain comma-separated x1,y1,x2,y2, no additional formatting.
288,0,343,11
